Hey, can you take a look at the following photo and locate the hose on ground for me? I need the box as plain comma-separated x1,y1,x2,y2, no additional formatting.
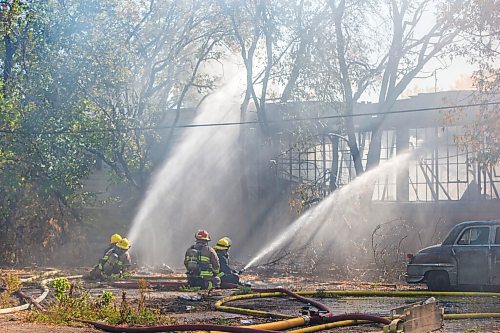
77,319,284,333
214,289,500,319
249,287,332,314
83,288,392,333
444,313,500,320
109,280,185,290
289,319,374,333
108,283,332,316
80,313,394,333
219,284,331,314
287,312,500,333
297,290,500,298
5,273,500,332
0,273,82,315
311,313,390,325
214,288,500,332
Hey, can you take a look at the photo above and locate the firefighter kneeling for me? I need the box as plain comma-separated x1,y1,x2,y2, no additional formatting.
184,230,220,289
214,237,241,285
89,238,131,280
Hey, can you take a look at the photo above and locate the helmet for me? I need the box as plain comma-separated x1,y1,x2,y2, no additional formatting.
110,233,122,244
214,237,232,250
117,238,130,250
195,229,210,241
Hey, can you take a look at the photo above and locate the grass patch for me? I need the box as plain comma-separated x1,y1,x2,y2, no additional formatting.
0,273,21,308
179,285,201,292
231,285,253,295
27,277,175,326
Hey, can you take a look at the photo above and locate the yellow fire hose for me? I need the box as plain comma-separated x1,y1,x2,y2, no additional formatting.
214,289,500,332
215,292,291,318
248,317,311,331
289,319,372,333
3,272,500,332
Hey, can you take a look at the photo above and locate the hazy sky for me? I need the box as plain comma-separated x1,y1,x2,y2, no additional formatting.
402,57,476,97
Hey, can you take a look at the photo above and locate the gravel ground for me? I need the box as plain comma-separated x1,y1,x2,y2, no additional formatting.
1,269,499,332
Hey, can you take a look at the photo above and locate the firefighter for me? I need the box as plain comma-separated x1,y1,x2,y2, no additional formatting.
184,230,220,289
214,237,240,285
89,238,131,280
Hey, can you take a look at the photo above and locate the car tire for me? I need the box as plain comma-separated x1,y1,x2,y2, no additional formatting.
426,271,450,291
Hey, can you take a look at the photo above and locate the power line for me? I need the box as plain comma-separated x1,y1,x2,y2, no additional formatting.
0,101,498,136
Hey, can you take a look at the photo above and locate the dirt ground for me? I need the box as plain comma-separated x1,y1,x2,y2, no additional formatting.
1,268,499,333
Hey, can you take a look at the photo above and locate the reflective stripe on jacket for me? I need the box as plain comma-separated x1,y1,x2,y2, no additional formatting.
185,241,220,278
98,248,130,276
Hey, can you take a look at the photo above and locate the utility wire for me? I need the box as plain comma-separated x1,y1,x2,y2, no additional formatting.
0,101,498,136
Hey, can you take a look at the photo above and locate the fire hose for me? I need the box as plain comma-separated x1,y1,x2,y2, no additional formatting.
0,271,82,315
79,286,392,333
109,282,333,315
80,287,500,332
87,279,500,332
3,274,500,332
240,286,332,314
77,320,283,333
77,314,392,333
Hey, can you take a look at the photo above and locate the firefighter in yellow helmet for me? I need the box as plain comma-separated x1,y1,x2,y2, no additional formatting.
89,238,132,280
214,237,240,285
184,230,220,289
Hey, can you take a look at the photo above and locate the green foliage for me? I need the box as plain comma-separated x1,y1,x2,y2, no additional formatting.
51,278,71,301
100,291,114,307
0,0,497,265
0,0,226,264
231,285,253,295
179,285,201,292
117,290,163,326
28,285,173,326
0,273,21,307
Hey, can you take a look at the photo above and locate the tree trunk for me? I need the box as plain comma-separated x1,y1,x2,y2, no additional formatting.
328,135,340,192
366,126,383,171
3,33,14,95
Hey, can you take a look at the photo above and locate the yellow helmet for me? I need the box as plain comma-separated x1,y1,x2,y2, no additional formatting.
214,237,232,250
117,238,130,250
110,233,122,244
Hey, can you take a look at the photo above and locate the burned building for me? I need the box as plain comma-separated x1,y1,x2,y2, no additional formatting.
249,90,499,225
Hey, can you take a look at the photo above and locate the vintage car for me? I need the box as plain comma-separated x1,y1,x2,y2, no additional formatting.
405,220,500,291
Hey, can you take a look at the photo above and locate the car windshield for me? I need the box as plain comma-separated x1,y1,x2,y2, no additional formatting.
442,224,466,245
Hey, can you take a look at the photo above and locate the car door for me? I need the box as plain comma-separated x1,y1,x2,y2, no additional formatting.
491,226,500,286
453,226,490,286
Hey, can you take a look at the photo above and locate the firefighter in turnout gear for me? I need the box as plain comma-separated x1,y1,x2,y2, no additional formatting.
214,237,240,285
89,238,131,280
184,230,220,289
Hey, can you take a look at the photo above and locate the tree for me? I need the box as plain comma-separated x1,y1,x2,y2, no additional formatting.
0,1,99,263
55,0,225,190
450,0,499,166
0,0,226,263
328,0,462,174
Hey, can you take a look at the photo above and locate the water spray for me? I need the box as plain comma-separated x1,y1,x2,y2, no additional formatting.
126,72,246,267
244,151,415,270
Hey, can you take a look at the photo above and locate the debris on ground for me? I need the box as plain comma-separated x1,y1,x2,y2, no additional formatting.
1,268,499,333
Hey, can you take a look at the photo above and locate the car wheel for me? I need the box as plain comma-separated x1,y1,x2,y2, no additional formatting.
426,271,450,291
